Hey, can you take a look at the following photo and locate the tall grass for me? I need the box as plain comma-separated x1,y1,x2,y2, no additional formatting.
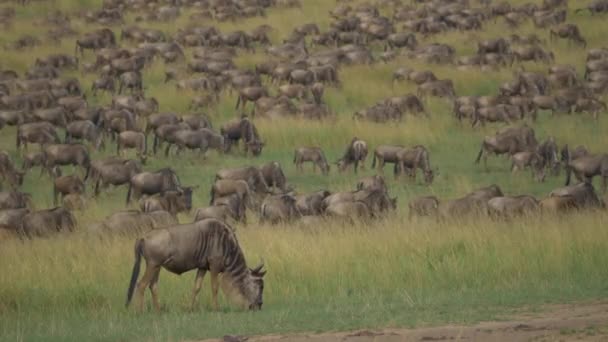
1,0,608,340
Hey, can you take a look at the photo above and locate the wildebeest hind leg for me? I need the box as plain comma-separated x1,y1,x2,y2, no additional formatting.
190,269,207,311
149,270,161,312
135,263,160,312
210,272,220,310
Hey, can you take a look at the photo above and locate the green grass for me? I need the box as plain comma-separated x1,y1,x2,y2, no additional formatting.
1,0,608,340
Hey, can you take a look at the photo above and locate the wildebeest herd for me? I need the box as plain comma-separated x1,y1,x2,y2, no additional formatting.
1,0,608,312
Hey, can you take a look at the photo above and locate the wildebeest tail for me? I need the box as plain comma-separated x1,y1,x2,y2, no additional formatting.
126,238,144,307
371,152,377,168
474,142,485,164
126,182,133,204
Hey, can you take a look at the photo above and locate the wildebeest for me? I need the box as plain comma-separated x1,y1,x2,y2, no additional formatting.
89,157,141,195
90,210,177,236
0,191,32,210
16,122,61,151
65,120,105,151
394,145,435,184
260,193,300,224
371,145,404,173
126,168,181,203
550,24,586,47
475,126,538,170
139,188,194,217
295,190,331,216
43,143,91,178
125,219,266,312
337,137,368,173
117,131,147,163
549,182,604,209
487,195,540,218
325,201,373,221
221,116,264,157
356,175,387,193
51,167,85,205
293,147,330,175
408,195,440,220
510,151,546,182
19,207,76,238
168,128,226,156
0,151,25,189
259,161,288,192
564,153,608,193
216,166,270,194
322,189,397,215
438,185,504,219
210,179,253,208
195,194,246,224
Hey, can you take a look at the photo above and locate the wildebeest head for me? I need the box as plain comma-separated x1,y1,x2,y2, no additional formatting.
247,140,265,156
423,169,435,185
247,262,266,310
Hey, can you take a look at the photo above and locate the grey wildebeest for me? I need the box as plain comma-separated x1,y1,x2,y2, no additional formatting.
139,188,194,217
356,175,387,193
125,219,266,312
16,122,61,151
475,126,538,170
293,147,330,175
19,207,76,238
438,185,504,219
51,167,85,205
168,128,226,157
195,194,247,224
90,210,177,237
371,144,405,173
65,120,105,151
487,195,540,218
295,190,331,216
91,158,142,196
337,137,368,173
210,179,252,208
260,193,300,224
220,116,264,157
393,145,435,184
0,151,25,189
259,161,288,192
126,168,181,203
117,131,147,163
43,143,91,178
0,191,32,210
216,166,271,195
564,153,608,193
322,189,397,216
408,195,440,220
549,182,604,209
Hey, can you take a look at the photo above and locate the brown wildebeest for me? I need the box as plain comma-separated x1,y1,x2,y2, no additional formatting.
19,207,76,238
477,38,510,55
260,193,300,224
0,191,32,210
0,151,25,189
394,145,435,184
293,147,330,175
337,137,368,173
90,210,177,237
43,143,91,178
65,120,105,151
417,79,456,99
510,151,546,182
126,168,181,203
16,122,61,151
216,166,270,194
125,219,266,312
512,45,555,64
152,123,190,155
139,188,194,217
145,113,182,137
91,158,142,196
235,86,268,111
356,175,387,193
561,144,589,166
63,194,87,211
325,201,372,221
259,161,288,192
295,190,331,216
550,182,604,209
0,208,31,233
195,194,246,224
33,107,68,127
575,0,608,15
487,195,540,218
168,128,226,156
221,116,264,157
91,76,115,95
322,189,397,215
474,126,538,170
210,179,252,207
408,196,440,220
564,154,608,193
51,167,85,205
371,145,405,173
540,195,579,212
117,131,147,163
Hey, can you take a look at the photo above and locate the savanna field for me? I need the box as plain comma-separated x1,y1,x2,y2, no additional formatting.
1,0,608,341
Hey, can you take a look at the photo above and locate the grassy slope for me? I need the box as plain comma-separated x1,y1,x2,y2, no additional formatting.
1,0,608,341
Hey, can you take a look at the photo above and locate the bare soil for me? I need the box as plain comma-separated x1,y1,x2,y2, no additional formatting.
201,302,608,342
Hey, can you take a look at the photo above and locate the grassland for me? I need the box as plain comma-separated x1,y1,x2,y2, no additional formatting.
1,0,608,341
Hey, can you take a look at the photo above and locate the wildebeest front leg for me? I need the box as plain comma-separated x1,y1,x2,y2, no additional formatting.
210,272,219,310
190,269,207,311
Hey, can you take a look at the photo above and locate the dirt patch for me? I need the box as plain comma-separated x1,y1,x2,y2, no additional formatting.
200,302,608,342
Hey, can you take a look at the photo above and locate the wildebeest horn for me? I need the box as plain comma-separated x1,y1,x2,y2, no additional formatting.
251,259,265,274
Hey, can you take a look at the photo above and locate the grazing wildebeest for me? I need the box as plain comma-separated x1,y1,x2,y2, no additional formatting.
210,179,252,208
19,207,76,238
356,175,387,193
394,145,435,184
118,71,143,94
540,195,580,213
487,195,540,218
216,166,270,195
0,151,25,189
195,194,246,224
510,151,546,182
168,128,226,156
293,147,330,175
0,191,32,210
221,116,264,157
550,24,587,47
51,168,85,205
139,188,194,217
371,145,404,173
117,131,147,163
152,122,190,155
550,182,604,209
475,126,538,170
126,168,181,203
295,190,331,216
0,208,31,232
125,219,266,312
90,210,177,236
259,161,288,193
16,122,61,151
260,193,300,224
337,137,368,173
145,113,182,137
322,189,397,215
43,144,91,178
408,196,440,220
564,154,608,193
325,201,373,221
235,86,268,111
